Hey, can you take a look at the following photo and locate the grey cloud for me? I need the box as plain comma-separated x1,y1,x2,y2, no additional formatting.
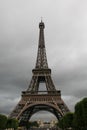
30,111,57,121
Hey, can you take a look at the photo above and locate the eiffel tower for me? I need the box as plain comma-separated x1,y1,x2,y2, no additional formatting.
10,21,69,125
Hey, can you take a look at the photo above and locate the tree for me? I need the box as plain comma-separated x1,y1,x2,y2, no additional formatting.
6,118,19,130
73,97,87,130
58,118,64,129
58,113,73,130
0,114,7,130
64,113,73,128
82,98,87,129
73,101,83,130
56,98,87,130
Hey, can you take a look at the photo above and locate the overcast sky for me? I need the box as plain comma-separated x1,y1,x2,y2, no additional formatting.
0,0,87,121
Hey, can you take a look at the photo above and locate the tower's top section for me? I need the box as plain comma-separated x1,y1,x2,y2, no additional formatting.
35,21,48,69
39,20,45,29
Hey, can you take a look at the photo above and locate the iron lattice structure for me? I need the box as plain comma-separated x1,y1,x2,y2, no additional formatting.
10,21,69,125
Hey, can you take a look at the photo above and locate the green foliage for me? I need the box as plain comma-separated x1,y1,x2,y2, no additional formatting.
64,113,73,128
58,118,64,129
73,97,87,130
6,118,19,130
0,114,7,130
26,121,39,129
73,101,83,129
58,97,87,130
58,112,73,129
82,98,87,127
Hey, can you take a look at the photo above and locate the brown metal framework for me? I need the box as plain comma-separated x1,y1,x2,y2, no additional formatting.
10,21,69,125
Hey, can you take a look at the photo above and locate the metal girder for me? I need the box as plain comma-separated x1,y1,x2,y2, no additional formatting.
9,21,70,126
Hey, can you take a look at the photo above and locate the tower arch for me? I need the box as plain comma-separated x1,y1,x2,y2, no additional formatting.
17,103,63,122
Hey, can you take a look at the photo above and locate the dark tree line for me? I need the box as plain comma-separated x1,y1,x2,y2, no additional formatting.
57,97,87,130
0,114,7,130
26,121,39,129
57,112,73,129
0,114,39,130
0,114,18,130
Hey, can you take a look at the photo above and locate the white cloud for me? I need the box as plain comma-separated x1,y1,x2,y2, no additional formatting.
62,95,82,111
